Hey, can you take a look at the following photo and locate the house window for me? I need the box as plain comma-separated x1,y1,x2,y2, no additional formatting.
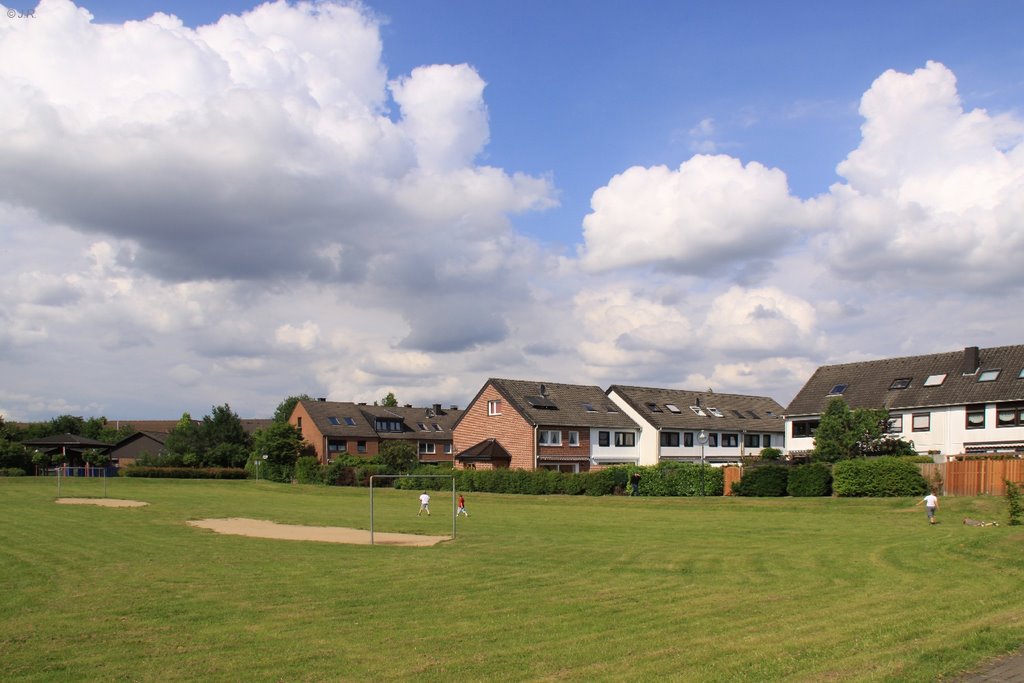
431,423,443,431
721,433,738,448
887,415,903,433
614,432,635,447
487,399,501,416
684,432,694,447
539,430,562,446
744,434,760,448
647,402,663,412
598,431,610,447
582,402,596,412
689,405,706,416
889,378,912,390
665,404,681,413
828,384,848,395
923,374,946,387
978,369,1001,382
419,442,436,454
357,440,367,453
792,420,819,438
327,440,347,453
328,416,341,425
444,443,453,454
996,404,1023,428
344,417,356,426
763,435,772,448
375,419,403,432
417,422,429,431
912,413,930,432
966,405,986,430
708,407,725,418
708,433,718,447
568,431,580,446
297,416,302,430
660,431,680,447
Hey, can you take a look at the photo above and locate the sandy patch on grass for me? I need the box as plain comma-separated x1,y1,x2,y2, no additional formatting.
187,518,450,546
56,498,148,507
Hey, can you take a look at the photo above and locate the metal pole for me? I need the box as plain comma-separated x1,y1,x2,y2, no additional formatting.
701,444,705,496
369,475,375,545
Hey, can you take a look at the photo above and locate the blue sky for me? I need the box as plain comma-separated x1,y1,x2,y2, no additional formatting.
2,0,1024,421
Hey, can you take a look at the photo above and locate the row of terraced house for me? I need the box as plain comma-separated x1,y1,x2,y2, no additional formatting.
288,344,1024,472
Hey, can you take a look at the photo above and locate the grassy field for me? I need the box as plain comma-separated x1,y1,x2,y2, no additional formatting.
1,477,1023,682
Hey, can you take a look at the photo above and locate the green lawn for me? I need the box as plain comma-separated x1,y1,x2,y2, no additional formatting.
1,477,1022,682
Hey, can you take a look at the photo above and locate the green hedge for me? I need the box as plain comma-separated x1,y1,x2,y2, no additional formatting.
787,462,833,497
0,468,26,477
122,466,247,479
389,463,722,497
832,457,928,497
732,464,789,497
294,456,325,484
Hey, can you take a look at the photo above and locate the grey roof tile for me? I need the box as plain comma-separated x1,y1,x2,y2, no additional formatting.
608,385,786,432
488,378,639,429
786,345,1024,416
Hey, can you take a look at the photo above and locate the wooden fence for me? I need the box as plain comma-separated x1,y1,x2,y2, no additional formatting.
919,458,1024,496
722,465,742,496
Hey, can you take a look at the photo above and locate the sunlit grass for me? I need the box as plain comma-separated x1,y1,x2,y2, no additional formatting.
1,477,1022,681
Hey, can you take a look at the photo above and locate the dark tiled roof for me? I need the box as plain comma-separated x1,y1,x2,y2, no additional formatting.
488,378,639,429
297,400,464,441
240,419,274,434
786,345,1024,416
608,385,786,432
22,433,114,448
457,438,511,461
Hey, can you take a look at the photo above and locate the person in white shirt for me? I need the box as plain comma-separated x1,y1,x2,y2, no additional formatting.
917,492,939,524
417,491,431,516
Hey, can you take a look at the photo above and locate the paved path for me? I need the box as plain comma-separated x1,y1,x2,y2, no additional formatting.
953,648,1024,682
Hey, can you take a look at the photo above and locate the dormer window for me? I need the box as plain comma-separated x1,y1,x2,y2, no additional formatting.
889,378,912,390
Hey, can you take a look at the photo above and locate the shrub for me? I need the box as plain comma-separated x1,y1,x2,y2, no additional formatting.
294,456,325,485
733,464,789,496
832,457,928,497
0,468,26,476
122,466,247,479
760,447,783,461
787,462,832,497
1006,480,1023,526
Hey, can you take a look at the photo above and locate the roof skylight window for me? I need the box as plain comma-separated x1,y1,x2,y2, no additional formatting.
708,407,724,418
328,417,341,425
647,402,663,412
689,406,706,417
582,402,596,412
431,423,443,431
978,369,1001,382
731,410,746,419
665,404,681,413
923,374,946,387
1018,368,1024,379
889,378,912,390
417,422,429,431
828,384,848,396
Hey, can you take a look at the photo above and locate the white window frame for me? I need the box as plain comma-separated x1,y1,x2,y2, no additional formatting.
487,399,501,416
539,430,562,446
418,442,436,455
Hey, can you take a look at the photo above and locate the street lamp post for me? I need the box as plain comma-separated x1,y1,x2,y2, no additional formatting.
697,430,708,496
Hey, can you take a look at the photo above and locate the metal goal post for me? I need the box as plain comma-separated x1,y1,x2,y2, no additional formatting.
369,474,456,545
52,465,109,499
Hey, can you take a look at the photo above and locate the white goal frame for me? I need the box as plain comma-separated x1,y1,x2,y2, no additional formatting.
52,465,108,499
369,474,456,545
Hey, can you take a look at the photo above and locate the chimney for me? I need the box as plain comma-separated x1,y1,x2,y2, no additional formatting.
433,403,442,414
450,404,459,411
695,396,702,407
539,383,547,396
963,346,980,375
317,397,326,402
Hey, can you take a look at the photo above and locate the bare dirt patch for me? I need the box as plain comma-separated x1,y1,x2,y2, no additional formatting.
56,498,149,508
187,518,450,546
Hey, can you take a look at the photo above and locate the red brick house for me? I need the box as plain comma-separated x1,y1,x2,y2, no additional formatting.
453,378,641,472
290,399,464,465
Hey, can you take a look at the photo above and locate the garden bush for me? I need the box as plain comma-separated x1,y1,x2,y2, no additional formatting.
0,468,26,476
294,456,325,484
122,466,247,479
787,462,832,497
831,457,928,497
732,464,789,496
1006,480,1023,526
